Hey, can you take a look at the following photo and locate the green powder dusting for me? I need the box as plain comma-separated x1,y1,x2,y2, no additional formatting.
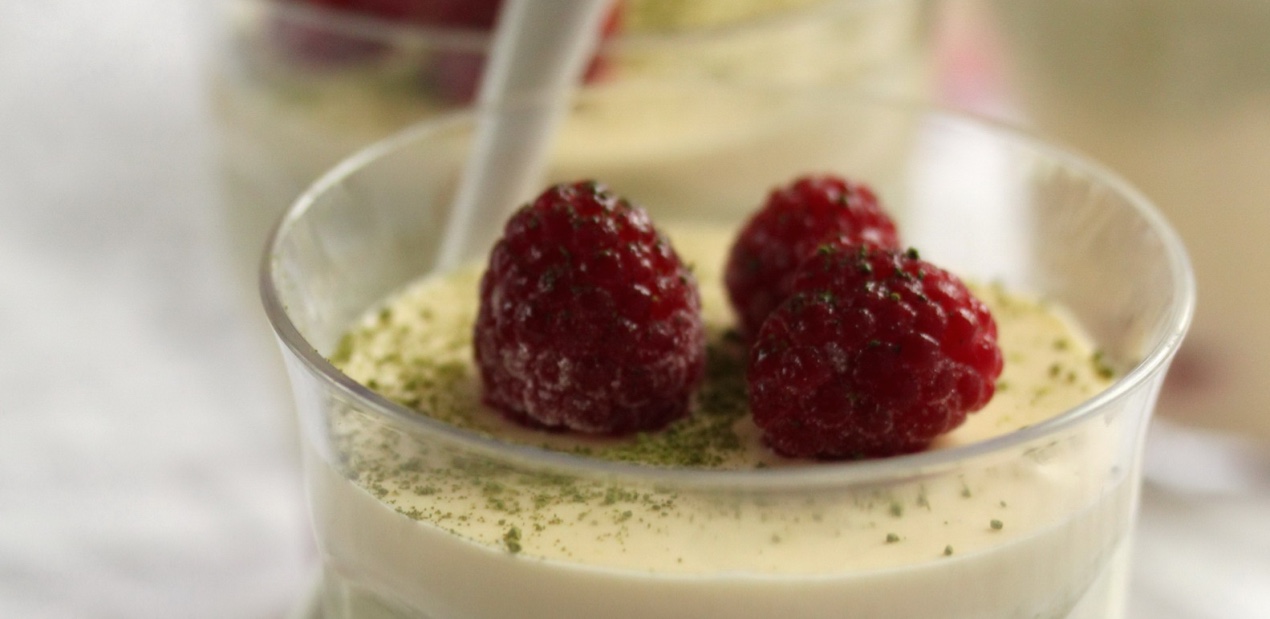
332,262,756,470
324,225,1117,560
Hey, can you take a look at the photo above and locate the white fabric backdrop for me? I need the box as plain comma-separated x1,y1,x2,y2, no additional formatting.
0,2,310,617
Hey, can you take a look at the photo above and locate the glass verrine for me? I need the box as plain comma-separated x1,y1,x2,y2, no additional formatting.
263,85,1193,618
214,0,933,294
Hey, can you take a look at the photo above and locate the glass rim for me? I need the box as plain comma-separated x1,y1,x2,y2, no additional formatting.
260,87,1195,491
259,0,911,53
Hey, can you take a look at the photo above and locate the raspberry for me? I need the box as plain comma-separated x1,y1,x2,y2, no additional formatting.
475,181,705,434
270,0,477,67
725,174,901,338
747,245,1003,459
282,0,500,28
274,0,621,100
427,2,623,103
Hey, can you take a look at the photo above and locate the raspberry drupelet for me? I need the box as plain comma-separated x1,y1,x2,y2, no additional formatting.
747,244,1003,459
725,174,900,339
475,181,705,434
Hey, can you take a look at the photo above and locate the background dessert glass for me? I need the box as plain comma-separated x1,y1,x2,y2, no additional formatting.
212,0,934,298
979,0,1270,443
262,85,1193,618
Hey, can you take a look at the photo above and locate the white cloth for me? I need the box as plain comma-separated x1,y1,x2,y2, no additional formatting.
0,2,309,617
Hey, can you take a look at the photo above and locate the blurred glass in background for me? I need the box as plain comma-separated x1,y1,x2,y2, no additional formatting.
208,0,934,301
209,0,1270,449
980,0,1270,444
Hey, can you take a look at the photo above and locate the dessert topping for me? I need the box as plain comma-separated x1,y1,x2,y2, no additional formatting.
273,0,621,100
747,244,1003,459
475,181,705,434
725,174,900,338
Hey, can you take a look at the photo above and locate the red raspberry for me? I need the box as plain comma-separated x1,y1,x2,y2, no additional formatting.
280,0,500,28
273,0,621,100
270,0,477,67
475,181,705,434
725,175,900,338
747,245,1003,459
427,2,623,103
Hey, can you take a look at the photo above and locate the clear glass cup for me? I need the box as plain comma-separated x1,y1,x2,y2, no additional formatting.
213,0,934,295
262,85,1193,618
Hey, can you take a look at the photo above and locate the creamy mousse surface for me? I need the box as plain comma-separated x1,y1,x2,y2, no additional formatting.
315,224,1131,619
